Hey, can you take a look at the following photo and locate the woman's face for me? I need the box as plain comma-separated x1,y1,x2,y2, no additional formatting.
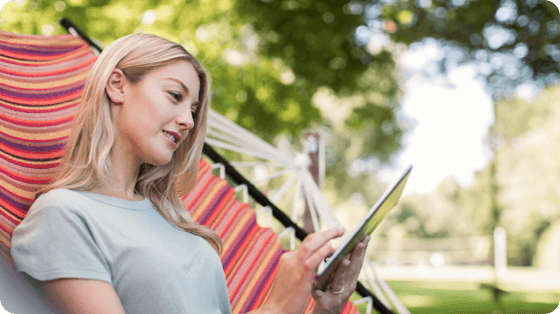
112,60,201,166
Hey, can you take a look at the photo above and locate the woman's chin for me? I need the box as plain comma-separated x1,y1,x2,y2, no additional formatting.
145,154,173,166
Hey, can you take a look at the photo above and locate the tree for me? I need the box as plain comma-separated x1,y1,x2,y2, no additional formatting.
377,0,560,100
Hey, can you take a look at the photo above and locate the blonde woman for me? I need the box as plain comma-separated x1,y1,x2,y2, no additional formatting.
10,33,369,314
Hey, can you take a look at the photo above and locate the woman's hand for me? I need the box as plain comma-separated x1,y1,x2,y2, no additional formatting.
310,235,371,314
259,229,345,314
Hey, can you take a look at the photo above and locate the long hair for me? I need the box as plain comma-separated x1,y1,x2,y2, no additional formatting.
37,33,223,254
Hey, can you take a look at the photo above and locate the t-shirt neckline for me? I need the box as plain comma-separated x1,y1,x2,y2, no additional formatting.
72,190,152,210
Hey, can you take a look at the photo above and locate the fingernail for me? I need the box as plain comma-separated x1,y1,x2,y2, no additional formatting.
359,243,365,248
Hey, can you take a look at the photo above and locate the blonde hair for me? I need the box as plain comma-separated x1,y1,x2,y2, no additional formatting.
38,33,223,254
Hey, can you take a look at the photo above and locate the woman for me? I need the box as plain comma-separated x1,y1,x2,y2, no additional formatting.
10,33,369,314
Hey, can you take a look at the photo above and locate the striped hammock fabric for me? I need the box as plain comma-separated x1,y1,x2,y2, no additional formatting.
185,159,359,313
0,31,96,262
0,31,359,313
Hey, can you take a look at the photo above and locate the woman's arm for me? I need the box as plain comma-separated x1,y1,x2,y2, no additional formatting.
39,278,126,314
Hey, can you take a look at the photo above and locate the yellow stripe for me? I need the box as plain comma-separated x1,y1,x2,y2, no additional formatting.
0,70,89,89
223,210,252,250
0,35,85,46
0,125,70,141
0,98,79,111
193,181,229,219
0,178,36,199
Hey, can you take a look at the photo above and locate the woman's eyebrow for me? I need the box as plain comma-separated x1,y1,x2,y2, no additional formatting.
165,78,189,94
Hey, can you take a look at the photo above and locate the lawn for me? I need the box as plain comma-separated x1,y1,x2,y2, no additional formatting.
353,281,560,314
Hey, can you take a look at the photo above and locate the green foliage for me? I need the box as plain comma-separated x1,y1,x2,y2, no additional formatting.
366,0,560,99
0,0,403,173
230,0,404,161
233,0,381,94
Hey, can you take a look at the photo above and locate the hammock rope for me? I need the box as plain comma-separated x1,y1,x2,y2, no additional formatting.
206,109,410,314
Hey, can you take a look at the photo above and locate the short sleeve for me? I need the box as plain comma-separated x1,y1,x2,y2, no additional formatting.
10,201,112,283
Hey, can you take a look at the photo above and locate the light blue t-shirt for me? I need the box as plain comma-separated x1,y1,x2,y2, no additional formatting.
10,188,232,314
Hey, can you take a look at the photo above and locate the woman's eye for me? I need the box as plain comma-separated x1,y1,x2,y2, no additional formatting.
191,109,198,120
169,91,182,102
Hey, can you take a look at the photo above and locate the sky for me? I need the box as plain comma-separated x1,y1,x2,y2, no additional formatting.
378,42,496,195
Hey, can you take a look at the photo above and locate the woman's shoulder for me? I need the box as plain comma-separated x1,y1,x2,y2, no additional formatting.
31,188,91,214
13,189,95,244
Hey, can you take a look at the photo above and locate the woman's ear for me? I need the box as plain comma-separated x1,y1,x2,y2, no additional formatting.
106,69,126,105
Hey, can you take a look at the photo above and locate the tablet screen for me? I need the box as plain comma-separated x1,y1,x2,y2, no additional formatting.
315,165,412,291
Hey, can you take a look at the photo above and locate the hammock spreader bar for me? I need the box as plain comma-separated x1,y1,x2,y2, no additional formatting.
59,18,103,53
59,18,394,314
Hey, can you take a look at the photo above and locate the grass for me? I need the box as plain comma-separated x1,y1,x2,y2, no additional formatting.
353,281,560,314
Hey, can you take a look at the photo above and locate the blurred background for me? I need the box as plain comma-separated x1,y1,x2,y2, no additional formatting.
1,0,560,312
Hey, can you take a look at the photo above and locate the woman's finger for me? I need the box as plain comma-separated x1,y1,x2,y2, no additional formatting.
304,242,338,271
327,258,351,292
300,228,344,257
326,236,371,292
349,235,369,262
344,236,370,278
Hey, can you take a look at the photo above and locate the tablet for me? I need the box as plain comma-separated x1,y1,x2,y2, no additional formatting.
315,165,413,291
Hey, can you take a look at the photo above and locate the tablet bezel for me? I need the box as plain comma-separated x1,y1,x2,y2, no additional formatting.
315,165,413,291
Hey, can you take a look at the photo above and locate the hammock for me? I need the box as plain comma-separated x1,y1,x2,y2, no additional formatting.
0,23,404,314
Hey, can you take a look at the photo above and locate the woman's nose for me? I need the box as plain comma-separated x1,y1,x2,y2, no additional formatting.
177,108,195,130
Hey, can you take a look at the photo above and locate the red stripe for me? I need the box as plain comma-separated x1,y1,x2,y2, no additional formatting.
251,257,278,308
204,188,234,228
0,90,82,105
0,45,85,61
0,222,14,237
0,113,74,127
0,205,22,225
0,165,51,184
0,141,64,160
230,231,275,302
0,101,79,114
0,54,95,77
0,149,60,169
224,223,259,277
215,202,249,238
185,173,214,210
